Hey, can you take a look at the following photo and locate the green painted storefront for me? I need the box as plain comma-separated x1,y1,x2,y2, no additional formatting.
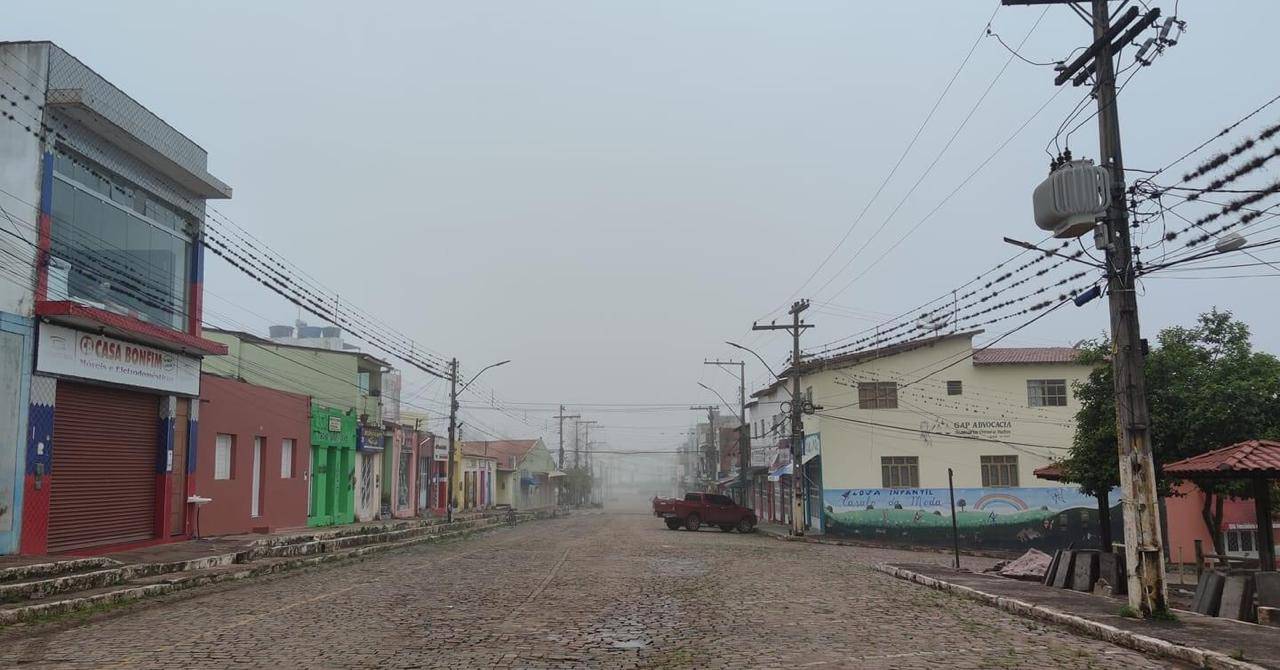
308,404,356,527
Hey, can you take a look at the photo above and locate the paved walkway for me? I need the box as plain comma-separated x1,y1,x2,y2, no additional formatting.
884,562,1280,669
0,510,1187,668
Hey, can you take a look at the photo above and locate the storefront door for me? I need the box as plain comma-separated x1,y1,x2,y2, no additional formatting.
48,382,158,552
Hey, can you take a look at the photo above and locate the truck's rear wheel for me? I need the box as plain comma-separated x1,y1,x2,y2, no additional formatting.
737,518,756,533
685,514,701,531
664,518,681,530
718,524,734,532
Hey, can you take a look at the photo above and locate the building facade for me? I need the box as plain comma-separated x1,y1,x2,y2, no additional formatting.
459,439,559,510
194,374,310,536
0,42,232,555
202,328,389,526
382,423,420,519
748,332,1109,551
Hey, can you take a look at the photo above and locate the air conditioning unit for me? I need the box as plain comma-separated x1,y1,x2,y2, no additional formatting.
1033,159,1111,239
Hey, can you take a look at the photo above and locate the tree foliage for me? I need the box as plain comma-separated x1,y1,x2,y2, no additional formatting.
1062,310,1280,552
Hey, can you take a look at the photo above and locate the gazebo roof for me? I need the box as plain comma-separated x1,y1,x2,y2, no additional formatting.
1034,462,1065,482
1162,439,1280,478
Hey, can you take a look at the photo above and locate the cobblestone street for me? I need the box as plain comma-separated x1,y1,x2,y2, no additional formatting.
0,510,1182,669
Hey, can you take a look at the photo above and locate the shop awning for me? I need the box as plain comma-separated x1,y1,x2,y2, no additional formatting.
768,463,792,482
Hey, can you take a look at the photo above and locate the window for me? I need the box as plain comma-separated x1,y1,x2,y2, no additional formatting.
1224,529,1257,555
49,150,192,331
980,455,1019,487
1027,379,1068,407
946,380,963,396
709,494,734,506
881,456,919,488
858,382,899,409
214,434,233,480
281,438,295,478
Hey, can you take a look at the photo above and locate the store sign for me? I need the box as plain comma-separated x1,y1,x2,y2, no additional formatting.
433,445,449,461
37,323,199,395
802,433,821,464
359,426,384,452
328,417,343,432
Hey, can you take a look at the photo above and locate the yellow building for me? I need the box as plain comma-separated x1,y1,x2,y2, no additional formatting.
747,331,1110,550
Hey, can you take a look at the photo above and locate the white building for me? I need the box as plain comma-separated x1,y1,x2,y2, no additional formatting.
746,331,1110,551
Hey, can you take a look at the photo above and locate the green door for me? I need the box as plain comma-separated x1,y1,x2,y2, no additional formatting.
308,405,357,527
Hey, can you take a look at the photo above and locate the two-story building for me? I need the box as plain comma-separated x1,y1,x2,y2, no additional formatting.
747,331,1114,552
0,42,232,554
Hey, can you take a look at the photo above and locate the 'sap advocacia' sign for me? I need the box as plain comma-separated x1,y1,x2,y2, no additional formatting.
37,323,200,396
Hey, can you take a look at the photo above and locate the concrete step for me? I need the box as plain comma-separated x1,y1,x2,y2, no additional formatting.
0,519,505,626
0,557,121,585
0,550,244,605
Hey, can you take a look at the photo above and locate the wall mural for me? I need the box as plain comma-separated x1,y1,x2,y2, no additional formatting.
822,486,1123,552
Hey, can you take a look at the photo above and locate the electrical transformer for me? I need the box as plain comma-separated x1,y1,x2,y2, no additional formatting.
1033,159,1111,239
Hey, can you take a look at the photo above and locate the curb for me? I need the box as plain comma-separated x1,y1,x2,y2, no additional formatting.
873,563,1264,670
0,513,538,627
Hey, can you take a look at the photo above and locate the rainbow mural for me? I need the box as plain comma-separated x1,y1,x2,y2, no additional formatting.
821,486,1123,553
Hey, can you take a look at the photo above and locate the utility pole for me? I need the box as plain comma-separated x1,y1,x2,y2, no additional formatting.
706,359,748,504
553,405,579,469
1003,0,1168,615
446,358,459,524
752,299,813,536
688,405,719,490
578,420,598,506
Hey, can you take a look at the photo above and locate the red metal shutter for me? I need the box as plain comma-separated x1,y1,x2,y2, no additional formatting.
48,382,159,553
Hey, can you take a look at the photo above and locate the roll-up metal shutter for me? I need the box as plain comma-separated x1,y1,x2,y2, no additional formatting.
48,382,158,552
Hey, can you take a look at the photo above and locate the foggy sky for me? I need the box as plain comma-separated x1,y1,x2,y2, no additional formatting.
7,1,1277,475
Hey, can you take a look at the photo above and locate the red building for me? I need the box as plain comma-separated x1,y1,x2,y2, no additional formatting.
192,374,310,537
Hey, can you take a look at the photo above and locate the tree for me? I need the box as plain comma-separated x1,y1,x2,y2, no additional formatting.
1062,310,1280,554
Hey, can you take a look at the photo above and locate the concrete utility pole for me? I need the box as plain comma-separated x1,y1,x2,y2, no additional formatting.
1003,0,1168,614
705,359,748,505
689,405,719,489
578,420,598,506
752,300,813,536
446,358,459,524
554,405,579,469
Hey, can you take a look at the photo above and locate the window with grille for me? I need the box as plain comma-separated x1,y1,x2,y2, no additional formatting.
1027,379,1068,407
881,456,919,488
215,434,233,480
980,455,1019,487
946,380,963,396
858,382,899,409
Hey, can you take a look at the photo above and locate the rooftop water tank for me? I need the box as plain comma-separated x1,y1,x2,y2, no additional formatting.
299,326,323,338
1033,159,1111,239
268,325,294,338
321,326,341,338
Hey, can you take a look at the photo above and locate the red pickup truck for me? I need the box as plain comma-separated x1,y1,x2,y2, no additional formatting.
652,493,757,533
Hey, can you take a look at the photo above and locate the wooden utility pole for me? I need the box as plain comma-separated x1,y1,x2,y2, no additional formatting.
752,300,813,536
1002,0,1168,614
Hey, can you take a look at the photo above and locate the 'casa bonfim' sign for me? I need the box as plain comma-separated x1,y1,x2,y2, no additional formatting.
37,323,200,395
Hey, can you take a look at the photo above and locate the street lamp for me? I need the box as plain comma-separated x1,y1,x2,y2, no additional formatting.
725,341,789,397
447,358,511,523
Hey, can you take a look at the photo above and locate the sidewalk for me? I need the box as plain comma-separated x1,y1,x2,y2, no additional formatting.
879,562,1280,670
